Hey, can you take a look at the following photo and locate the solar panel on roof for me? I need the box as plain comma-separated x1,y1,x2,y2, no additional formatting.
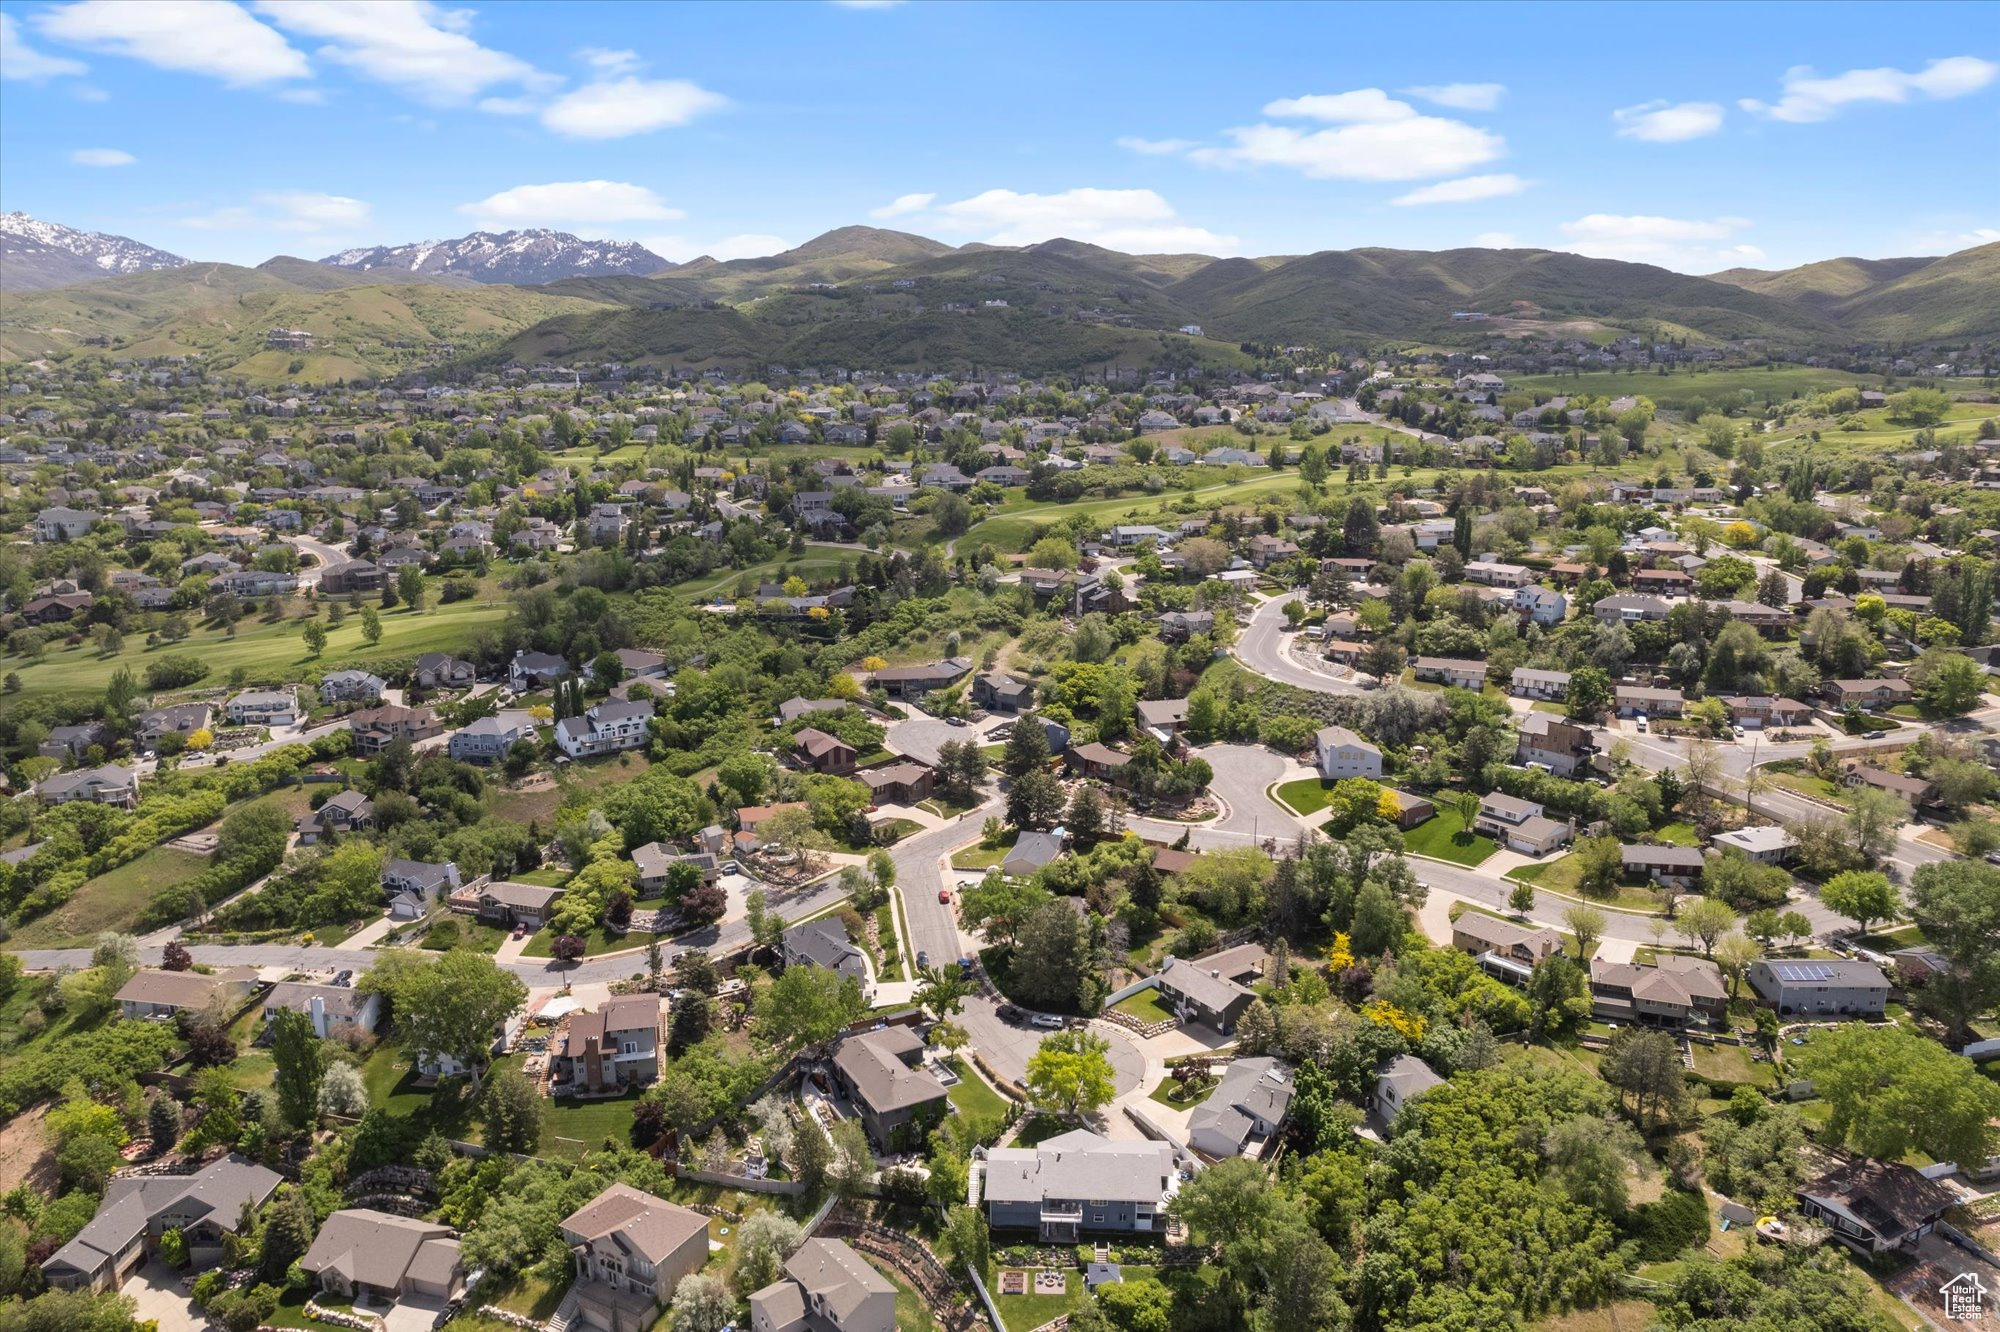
1772,962,1834,982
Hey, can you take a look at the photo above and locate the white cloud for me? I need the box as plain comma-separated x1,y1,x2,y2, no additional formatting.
1188,89,1505,181
460,180,684,229
1740,56,1998,123
2,12,87,80
869,193,937,219
891,187,1238,253
1556,213,1764,271
1390,173,1527,206
1403,82,1506,111
1613,100,1726,142
707,234,790,261
1473,232,1519,248
1900,225,2000,253
254,1,551,104
70,147,135,166
539,76,727,138
478,95,536,115
1115,136,1198,155
36,0,309,87
577,47,641,75
181,190,371,233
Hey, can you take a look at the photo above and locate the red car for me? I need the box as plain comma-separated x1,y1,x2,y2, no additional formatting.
938,888,952,904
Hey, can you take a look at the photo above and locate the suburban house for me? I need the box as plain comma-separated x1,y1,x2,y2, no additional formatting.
868,657,972,700
560,1185,711,1332
631,842,718,893
38,723,106,761
319,670,386,704
346,704,443,755
1589,955,1727,1028
1473,792,1572,856
1795,1158,1956,1255
1620,844,1708,890
297,789,374,844
555,699,655,759
1153,945,1268,1035
551,995,665,1094
858,760,934,806
830,1026,949,1150
1510,668,1573,701
1593,593,1672,625
1450,912,1565,983
1719,695,1814,729
414,652,478,689
782,917,871,991
1068,742,1132,782
972,672,1034,712
509,650,571,691
382,859,460,919
136,702,213,751
40,1154,281,1292
1710,825,1794,863
1410,656,1486,690
1465,560,1532,588
1823,678,1914,711
1188,1057,1295,1160
1136,698,1191,743
1314,725,1384,780
38,764,139,809
791,727,858,775
1633,568,1695,596
749,1237,898,1332
1158,610,1214,642
1371,1054,1445,1123
319,560,384,595
1001,830,1066,877
470,880,567,930
1615,686,1685,718
1844,764,1932,806
225,688,299,726
448,709,540,763
302,1210,463,1302
1512,586,1568,626
1516,714,1593,777
984,1129,1177,1239
1747,959,1890,1017
115,968,256,1021
263,982,382,1039
33,506,100,542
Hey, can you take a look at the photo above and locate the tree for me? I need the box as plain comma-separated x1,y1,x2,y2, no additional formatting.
667,1273,733,1332
1563,665,1611,722
270,1008,325,1130
730,1211,802,1296
1543,1115,1649,1219
148,1093,181,1152
1563,903,1607,959
1675,897,1737,958
1171,1157,1278,1297
1820,869,1898,937
1023,1028,1116,1119
1528,954,1592,1037
1601,1027,1690,1129
913,965,974,1021
397,565,425,611
318,1062,367,1118
1508,880,1536,915
1906,859,2000,1039
1007,768,1067,830
386,949,528,1090
1798,1023,2000,1168
941,1205,989,1281
828,1118,875,1199
1844,785,1904,862
1777,910,1814,950
302,620,327,658
360,606,382,646
1010,899,1092,1011
1573,836,1624,899
161,940,193,971
479,1069,546,1156
1350,880,1405,957
755,965,867,1051
1707,934,1758,1003
1913,647,1986,717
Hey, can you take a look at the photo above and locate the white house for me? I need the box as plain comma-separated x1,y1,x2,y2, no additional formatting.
554,698,655,758
1314,725,1384,780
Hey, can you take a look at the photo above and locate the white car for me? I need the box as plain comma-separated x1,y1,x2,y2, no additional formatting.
1635,714,1649,732
1029,1014,1065,1030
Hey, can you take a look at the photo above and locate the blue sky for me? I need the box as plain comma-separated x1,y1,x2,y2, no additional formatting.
2,0,1995,274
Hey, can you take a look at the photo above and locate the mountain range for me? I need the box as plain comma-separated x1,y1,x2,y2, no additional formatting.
0,212,190,291
2,213,1996,381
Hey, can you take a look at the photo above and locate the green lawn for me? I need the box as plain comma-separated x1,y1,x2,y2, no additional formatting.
1506,856,1664,914
1010,1114,1074,1148
1113,988,1177,1024
422,917,511,952
1654,822,1701,847
945,1057,1011,1124
6,844,211,948
511,866,573,888
1689,1041,1778,1090
2,596,512,703
524,922,657,959
1147,1074,1218,1110
1765,771,1850,807
1273,778,1337,817
865,1256,938,1332
1402,807,1498,867
952,834,1015,871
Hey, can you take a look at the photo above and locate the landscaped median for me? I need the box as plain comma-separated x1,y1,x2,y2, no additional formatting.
1505,855,1664,915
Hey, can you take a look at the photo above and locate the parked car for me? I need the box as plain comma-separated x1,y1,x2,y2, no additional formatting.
1030,1013,1065,1030
996,1003,1023,1023
1864,730,1886,740
938,888,952,903
1636,714,1649,732
916,950,929,969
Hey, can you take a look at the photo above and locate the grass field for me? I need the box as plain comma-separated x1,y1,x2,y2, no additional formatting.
952,834,1015,871
957,468,1304,553
666,544,866,601
6,845,210,948
1147,1073,1218,1110
945,1057,1010,1124
1403,807,1497,867
1272,778,1336,817
1689,1040,1777,1090
1114,988,1177,1024
2,597,512,702
1506,855,1664,914
523,922,655,959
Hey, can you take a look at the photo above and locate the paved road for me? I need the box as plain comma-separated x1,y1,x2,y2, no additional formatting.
889,800,1145,1096
1233,595,1370,695
285,534,350,586
1191,743,1302,840
885,704,1010,768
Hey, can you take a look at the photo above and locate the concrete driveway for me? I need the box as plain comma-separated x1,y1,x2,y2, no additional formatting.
123,1262,202,1332
885,703,1008,767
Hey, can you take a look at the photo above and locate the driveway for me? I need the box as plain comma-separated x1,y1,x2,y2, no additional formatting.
123,1262,202,1332
885,703,1008,767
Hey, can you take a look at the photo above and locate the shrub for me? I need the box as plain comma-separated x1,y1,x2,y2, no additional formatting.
1627,1187,1709,1263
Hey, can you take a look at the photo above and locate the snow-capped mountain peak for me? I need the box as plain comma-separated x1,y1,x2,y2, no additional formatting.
0,211,190,291
319,229,671,285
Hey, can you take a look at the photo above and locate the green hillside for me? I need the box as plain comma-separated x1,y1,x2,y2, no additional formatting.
1825,243,2000,341
1707,255,1939,308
